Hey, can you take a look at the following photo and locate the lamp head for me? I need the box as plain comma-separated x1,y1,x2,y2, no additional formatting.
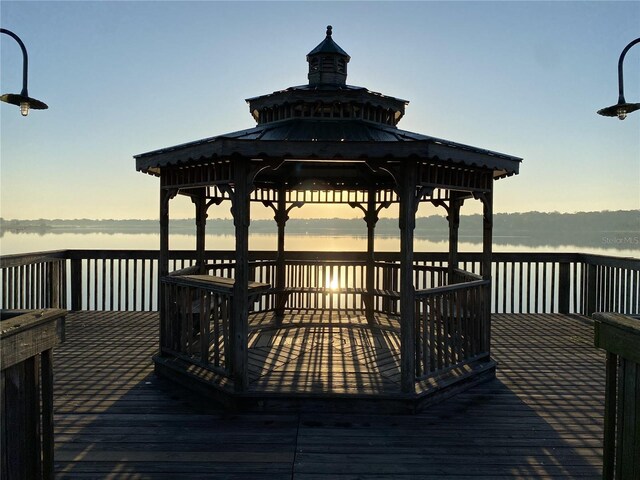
0,92,48,116
597,101,640,120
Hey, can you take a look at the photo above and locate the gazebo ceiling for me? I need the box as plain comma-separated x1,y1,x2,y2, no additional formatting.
135,26,521,183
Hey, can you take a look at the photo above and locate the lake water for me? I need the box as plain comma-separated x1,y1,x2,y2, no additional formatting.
1,230,638,257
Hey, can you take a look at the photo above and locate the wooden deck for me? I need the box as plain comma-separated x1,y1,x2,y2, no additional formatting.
53,311,604,479
250,311,403,395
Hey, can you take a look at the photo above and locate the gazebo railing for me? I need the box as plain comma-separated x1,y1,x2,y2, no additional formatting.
451,267,483,283
278,259,367,311
1,250,639,317
160,275,234,378
373,262,449,314
415,279,490,380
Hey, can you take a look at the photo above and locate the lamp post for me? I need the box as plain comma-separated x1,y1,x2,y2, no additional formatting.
597,37,640,120
0,28,48,116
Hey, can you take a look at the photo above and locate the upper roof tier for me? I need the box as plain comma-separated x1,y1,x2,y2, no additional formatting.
247,26,408,128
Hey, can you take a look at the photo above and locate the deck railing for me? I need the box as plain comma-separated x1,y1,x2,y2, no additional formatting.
0,309,66,480
593,312,640,480
1,250,638,316
0,251,66,310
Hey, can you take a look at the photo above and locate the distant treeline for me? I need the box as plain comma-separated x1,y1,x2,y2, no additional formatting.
2,210,638,240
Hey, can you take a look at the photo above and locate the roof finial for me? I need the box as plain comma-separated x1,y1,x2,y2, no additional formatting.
326,25,332,37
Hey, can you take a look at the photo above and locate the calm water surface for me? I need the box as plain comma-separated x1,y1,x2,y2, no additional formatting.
1,231,638,257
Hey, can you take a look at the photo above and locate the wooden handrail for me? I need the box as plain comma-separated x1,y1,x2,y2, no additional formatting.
1,250,638,315
0,250,67,268
416,279,490,297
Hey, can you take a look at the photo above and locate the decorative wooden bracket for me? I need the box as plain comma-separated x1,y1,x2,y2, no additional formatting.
348,200,392,228
218,183,234,199
217,183,239,224
414,186,434,214
262,200,304,225
160,188,178,216
431,194,465,225
473,192,493,223
431,199,449,215
473,191,493,224
206,197,224,210
221,161,278,228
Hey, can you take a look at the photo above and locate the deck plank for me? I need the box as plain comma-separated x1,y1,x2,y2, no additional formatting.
53,311,604,479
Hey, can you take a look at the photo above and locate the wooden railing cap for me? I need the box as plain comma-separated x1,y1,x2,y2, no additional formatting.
593,312,640,364
593,312,640,335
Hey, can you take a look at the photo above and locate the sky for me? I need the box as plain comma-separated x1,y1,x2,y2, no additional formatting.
1,1,639,222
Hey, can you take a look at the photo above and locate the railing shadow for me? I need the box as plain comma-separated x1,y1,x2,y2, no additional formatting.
294,375,602,478
51,310,603,479
246,310,401,397
294,313,604,478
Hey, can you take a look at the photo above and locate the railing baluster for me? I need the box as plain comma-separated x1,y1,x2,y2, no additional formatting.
633,270,639,314
29,263,35,309
527,262,532,313
1,267,6,308
493,262,500,313
141,259,146,311
149,260,155,312
550,262,556,314
572,262,578,314
615,267,621,313
91,259,97,310
133,259,138,311
9,265,14,308
17,265,23,308
213,292,220,366
116,259,122,311
101,258,106,311
509,261,515,313
534,262,540,313
108,258,114,311
125,259,130,311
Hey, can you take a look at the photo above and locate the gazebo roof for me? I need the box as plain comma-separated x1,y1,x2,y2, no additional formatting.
245,83,409,121
135,27,521,181
136,117,520,179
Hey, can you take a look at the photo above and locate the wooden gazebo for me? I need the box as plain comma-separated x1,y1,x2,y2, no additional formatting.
135,26,521,411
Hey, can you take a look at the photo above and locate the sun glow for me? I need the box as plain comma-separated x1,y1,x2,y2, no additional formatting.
329,277,339,291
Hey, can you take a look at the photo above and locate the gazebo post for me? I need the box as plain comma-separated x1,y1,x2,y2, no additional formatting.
398,163,417,394
481,189,493,357
275,187,287,321
158,186,173,354
231,158,250,392
193,188,207,273
365,188,377,324
448,195,462,283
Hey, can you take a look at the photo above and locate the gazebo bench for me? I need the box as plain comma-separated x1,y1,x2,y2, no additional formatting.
272,286,401,312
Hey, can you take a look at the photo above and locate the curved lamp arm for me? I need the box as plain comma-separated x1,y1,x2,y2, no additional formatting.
598,37,640,120
0,28,48,116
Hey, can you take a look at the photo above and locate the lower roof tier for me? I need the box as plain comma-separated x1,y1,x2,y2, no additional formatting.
136,119,521,183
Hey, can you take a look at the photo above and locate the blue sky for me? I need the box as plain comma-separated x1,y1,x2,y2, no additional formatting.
1,1,639,220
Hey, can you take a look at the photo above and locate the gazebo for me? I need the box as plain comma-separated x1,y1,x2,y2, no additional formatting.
135,26,521,411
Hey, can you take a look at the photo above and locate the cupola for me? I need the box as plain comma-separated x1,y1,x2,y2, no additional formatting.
307,26,350,85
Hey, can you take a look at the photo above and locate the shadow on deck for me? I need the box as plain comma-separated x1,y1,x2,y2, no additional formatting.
53,311,603,479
